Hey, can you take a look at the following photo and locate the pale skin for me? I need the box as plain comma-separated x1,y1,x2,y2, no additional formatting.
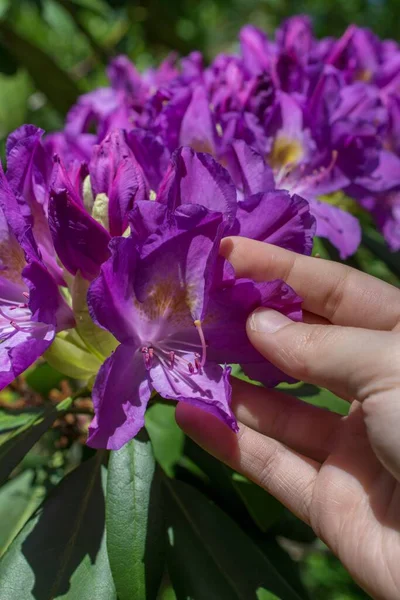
176,236,400,600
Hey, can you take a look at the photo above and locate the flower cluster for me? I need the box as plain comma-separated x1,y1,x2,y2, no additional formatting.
0,119,314,449
49,16,400,255
2,16,399,450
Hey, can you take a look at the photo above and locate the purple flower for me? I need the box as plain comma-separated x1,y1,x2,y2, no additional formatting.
0,170,73,389
87,202,302,449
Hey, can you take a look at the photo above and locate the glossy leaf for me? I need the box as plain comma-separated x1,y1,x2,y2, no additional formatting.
0,471,45,558
362,227,400,279
106,430,165,600
0,20,80,114
164,479,305,600
146,403,184,476
0,409,44,434
0,452,116,599
0,397,72,485
25,362,66,395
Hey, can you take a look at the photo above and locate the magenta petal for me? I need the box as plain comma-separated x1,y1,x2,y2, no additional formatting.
48,188,111,280
87,344,151,450
151,362,237,431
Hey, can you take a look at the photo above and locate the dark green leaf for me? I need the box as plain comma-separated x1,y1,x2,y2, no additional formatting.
106,430,165,600
0,452,116,599
0,408,44,434
0,397,72,486
0,471,44,557
164,479,305,600
0,21,80,114
146,403,184,476
25,362,66,396
279,383,349,416
362,227,400,280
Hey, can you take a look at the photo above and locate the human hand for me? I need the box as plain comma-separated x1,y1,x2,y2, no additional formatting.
176,237,400,600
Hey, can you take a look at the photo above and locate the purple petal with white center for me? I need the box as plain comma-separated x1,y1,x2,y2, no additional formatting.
150,362,237,431
87,344,152,450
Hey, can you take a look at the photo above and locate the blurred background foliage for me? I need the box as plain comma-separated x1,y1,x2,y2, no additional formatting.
0,2,398,599
1,0,400,147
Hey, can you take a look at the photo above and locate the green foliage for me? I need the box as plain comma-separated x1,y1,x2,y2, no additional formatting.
0,452,116,599
164,478,305,600
106,431,165,600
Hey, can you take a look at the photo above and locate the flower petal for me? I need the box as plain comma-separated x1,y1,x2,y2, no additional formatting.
87,344,151,450
48,187,111,281
0,322,55,390
90,129,148,236
310,199,361,258
223,140,274,196
157,147,237,223
151,362,237,431
232,191,315,255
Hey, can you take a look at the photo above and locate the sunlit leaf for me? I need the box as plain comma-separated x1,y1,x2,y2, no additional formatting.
106,430,165,600
146,403,184,477
0,452,116,599
0,397,72,485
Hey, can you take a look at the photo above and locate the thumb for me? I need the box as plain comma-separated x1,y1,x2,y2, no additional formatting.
247,308,399,403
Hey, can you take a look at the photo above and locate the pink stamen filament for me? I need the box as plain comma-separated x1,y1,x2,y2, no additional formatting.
194,320,207,368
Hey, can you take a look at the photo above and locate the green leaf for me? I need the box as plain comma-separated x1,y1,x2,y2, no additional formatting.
282,384,349,416
164,479,305,600
362,227,400,280
0,470,45,557
0,452,116,599
0,20,80,114
0,397,72,485
24,361,66,395
106,430,165,600
0,409,44,434
146,403,184,476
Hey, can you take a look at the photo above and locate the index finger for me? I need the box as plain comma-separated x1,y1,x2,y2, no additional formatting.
221,237,400,330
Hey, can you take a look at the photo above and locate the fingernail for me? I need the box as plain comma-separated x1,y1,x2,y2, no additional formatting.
249,308,292,333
